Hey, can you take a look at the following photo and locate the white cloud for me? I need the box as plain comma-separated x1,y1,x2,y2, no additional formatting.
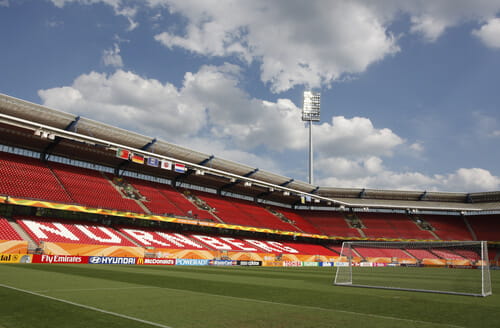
473,18,500,49
153,0,400,92
38,70,208,138
48,0,500,91
149,0,500,91
0,0,9,7
317,157,500,192
102,43,124,67
315,116,404,158
439,168,500,192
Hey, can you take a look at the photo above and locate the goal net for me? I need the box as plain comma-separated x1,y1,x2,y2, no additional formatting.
334,240,492,297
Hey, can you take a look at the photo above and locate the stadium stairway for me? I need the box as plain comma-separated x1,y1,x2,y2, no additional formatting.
462,217,478,241
8,220,38,250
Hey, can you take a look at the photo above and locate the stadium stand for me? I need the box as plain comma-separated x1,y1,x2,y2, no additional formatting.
120,228,208,250
273,208,323,234
16,216,135,246
0,217,23,240
357,213,435,239
423,215,473,240
49,162,145,213
0,152,73,203
405,248,440,260
299,211,361,237
466,215,500,241
192,191,273,228
354,247,409,259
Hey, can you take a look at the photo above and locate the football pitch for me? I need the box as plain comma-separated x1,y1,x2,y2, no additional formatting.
0,264,498,328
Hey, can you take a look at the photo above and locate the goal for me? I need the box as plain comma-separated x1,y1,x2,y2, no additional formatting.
334,240,492,297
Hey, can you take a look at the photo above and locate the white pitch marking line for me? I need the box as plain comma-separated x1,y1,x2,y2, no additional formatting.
0,283,173,328
31,285,465,328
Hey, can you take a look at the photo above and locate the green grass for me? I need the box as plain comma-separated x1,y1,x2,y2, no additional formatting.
0,264,499,328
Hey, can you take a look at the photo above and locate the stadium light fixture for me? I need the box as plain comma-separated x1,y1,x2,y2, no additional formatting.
302,91,321,185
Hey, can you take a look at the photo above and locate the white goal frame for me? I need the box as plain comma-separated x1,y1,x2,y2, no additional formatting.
334,240,492,297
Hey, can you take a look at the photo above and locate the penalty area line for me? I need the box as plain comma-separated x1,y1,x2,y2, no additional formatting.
0,283,173,328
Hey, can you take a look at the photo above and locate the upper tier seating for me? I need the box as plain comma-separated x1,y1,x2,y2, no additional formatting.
424,215,473,240
299,211,361,237
124,177,197,217
17,216,135,246
358,213,434,239
194,191,297,230
0,152,73,203
0,217,23,240
354,247,409,259
49,163,144,213
228,198,299,231
467,215,500,241
405,249,440,260
273,208,323,234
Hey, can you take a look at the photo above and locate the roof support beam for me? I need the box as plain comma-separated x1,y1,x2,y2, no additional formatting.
40,116,80,161
219,168,259,192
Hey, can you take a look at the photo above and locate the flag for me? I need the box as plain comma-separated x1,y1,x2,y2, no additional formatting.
305,195,312,202
300,195,305,204
160,160,172,170
174,163,187,173
130,153,145,164
116,148,130,160
147,157,159,167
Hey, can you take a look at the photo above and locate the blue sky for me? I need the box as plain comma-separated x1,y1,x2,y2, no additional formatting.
1,0,500,192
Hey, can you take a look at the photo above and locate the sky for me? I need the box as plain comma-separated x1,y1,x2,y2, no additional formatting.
1,0,500,193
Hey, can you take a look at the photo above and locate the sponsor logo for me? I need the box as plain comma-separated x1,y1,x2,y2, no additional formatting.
0,254,32,264
175,259,209,266
283,261,302,267
302,262,318,267
0,254,20,263
209,260,235,266
320,262,334,267
334,262,349,267
237,260,262,266
35,255,84,264
138,258,176,265
88,256,137,265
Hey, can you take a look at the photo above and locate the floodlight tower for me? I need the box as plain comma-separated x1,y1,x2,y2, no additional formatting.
302,91,321,185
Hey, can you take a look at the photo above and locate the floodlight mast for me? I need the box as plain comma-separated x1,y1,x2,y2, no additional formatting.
302,91,321,185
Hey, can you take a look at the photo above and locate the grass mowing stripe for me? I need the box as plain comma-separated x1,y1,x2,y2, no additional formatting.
0,283,173,328
36,283,465,328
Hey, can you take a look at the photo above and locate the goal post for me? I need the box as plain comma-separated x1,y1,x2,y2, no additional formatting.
334,240,492,297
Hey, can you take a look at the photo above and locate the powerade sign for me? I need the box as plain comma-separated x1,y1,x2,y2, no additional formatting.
209,260,235,266
88,256,137,265
237,260,262,266
175,259,209,266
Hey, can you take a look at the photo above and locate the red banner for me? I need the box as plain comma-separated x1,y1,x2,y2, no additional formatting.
32,254,89,264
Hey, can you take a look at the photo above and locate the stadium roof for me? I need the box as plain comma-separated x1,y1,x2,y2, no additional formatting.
1,93,500,213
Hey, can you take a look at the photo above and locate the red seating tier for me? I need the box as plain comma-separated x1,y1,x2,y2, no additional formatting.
0,217,23,240
354,247,409,259
49,163,144,213
16,216,134,246
274,208,322,234
300,211,361,237
358,213,434,240
466,215,500,241
0,152,73,203
424,215,473,240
